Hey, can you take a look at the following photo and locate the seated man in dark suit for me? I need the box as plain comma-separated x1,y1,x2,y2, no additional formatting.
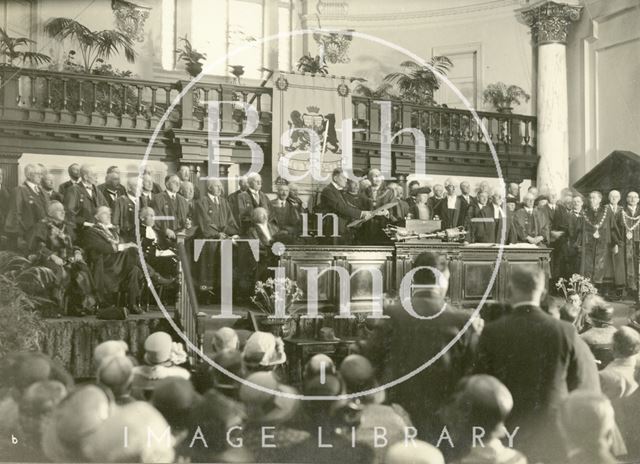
475,266,600,463
97,166,126,210
29,201,95,317
83,206,143,315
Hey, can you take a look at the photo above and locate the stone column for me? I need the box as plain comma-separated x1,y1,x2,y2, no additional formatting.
520,1,582,197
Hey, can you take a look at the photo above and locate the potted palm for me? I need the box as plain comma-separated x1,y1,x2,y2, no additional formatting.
0,27,51,67
383,55,453,106
483,82,530,113
175,36,206,78
296,53,328,75
44,17,136,73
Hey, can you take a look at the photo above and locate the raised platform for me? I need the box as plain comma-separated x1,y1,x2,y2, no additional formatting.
40,312,169,379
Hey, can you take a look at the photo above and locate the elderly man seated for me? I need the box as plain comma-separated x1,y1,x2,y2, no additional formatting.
138,206,177,283
29,201,96,317
82,206,144,315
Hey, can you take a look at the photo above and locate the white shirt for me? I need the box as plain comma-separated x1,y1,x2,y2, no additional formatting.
144,225,158,241
331,181,343,191
257,223,271,241
208,193,219,204
416,204,430,220
127,193,137,203
26,181,39,193
82,182,93,197
524,207,534,214
493,205,503,218
276,199,286,207
462,194,471,204
629,205,638,215
167,191,176,200
446,195,457,209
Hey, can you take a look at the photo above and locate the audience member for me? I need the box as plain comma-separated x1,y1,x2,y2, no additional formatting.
475,266,600,463
580,298,617,368
558,391,618,464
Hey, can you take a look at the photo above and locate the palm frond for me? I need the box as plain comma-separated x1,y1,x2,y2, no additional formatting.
95,30,136,63
44,17,93,44
18,51,52,65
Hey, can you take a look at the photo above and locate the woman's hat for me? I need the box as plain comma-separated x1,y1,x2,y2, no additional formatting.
242,331,286,368
143,332,173,365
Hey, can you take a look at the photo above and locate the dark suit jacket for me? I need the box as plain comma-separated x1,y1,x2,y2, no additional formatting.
7,183,49,237
97,183,126,210
194,196,239,239
270,199,300,236
43,189,63,204
469,204,494,243
319,183,362,242
475,305,600,461
151,191,189,234
0,186,11,235
236,190,273,232
112,195,137,242
513,207,550,244
359,293,478,443
63,183,107,230
436,196,467,229
58,179,80,196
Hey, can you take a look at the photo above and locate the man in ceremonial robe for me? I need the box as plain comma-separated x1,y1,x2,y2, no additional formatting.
578,191,621,287
271,184,300,237
619,191,640,303
387,182,410,227
488,192,516,244
151,174,189,248
29,201,95,316
83,206,143,314
359,169,394,244
604,190,626,299
6,164,48,246
550,191,578,281
236,173,273,233
319,168,371,245
97,167,126,210
112,178,140,243
194,180,240,294
63,164,107,238
437,178,467,229
513,193,550,246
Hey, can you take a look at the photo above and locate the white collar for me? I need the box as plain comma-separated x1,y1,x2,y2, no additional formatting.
127,193,137,202
208,193,219,202
524,207,533,213
167,191,176,199
512,301,540,309
331,181,343,191
26,180,38,191
249,188,259,196
82,181,93,190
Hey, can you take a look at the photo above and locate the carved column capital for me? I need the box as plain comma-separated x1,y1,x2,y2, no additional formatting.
520,1,583,45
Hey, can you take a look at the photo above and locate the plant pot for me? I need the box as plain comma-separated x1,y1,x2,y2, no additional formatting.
259,317,297,338
496,106,513,114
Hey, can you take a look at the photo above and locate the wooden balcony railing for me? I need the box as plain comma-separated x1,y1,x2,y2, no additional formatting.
0,66,536,172
352,96,536,155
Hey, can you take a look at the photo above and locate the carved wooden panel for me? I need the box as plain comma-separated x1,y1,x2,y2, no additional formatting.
461,261,497,300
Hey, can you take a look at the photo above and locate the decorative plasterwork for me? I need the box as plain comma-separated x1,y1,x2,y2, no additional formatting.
112,0,151,43
520,1,583,45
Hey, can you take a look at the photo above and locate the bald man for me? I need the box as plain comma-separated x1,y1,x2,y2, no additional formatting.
63,164,107,235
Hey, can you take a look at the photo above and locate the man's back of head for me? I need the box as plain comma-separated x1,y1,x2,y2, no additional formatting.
508,266,546,307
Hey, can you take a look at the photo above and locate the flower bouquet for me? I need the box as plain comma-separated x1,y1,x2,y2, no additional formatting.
251,277,304,337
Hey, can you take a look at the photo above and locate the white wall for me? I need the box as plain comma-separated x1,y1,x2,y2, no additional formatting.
567,0,640,182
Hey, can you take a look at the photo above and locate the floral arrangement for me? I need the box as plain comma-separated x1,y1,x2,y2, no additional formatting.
556,274,598,300
251,277,303,317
